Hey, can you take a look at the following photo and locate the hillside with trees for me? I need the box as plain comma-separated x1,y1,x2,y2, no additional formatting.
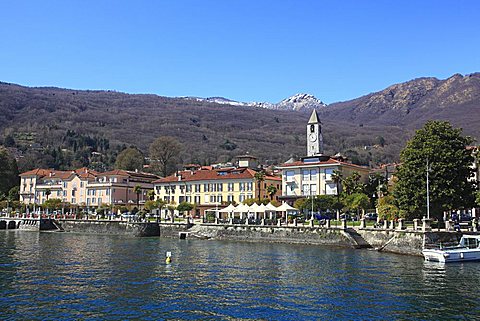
0,72,479,174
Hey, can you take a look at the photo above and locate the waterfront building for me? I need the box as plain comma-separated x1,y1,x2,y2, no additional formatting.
153,156,282,217
277,110,369,204
19,167,159,208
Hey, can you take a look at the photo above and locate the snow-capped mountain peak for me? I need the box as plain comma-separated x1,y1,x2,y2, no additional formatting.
276,93,327,111
187,93,327,111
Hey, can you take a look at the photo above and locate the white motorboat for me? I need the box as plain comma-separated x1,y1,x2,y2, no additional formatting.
423,235,480,263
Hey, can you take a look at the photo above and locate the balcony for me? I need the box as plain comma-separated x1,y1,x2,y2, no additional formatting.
35,184,62,190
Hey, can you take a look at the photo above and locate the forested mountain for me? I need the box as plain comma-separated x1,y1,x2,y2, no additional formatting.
0,72,479,173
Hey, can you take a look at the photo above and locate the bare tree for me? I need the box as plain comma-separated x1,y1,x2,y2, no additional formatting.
149,136,183,177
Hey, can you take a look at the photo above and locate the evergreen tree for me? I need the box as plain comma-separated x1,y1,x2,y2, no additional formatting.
0,147,19,196
115,148,144,171
394,121,476,220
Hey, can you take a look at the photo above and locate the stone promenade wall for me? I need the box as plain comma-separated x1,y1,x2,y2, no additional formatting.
357,228,462,256
194,224,354,247
58,220,161,237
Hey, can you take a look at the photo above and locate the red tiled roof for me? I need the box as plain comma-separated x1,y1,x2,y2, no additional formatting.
279,157,369,170
101,169,159,180
153,168,280,184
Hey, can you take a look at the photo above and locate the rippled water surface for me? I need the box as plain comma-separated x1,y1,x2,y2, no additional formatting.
1,230,480,320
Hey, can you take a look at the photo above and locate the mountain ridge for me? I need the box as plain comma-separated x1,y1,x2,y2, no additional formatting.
0,72,479,173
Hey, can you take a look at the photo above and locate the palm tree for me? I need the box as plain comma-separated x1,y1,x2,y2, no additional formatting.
331,170,342,220
147,190,156,201
45,188,51,218
254,171,265,203
133,185,142,209
266,184,277,201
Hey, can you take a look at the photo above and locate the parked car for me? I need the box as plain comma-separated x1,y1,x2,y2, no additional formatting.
314,213,334,220
365,212,378,221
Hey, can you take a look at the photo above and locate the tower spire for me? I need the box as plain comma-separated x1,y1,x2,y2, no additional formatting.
306,109,323,156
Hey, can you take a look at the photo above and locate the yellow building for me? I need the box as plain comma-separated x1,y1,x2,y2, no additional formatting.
19,168,159,208
153,165,282,217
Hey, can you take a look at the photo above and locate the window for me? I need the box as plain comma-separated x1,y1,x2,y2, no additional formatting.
228,183,234,192
247,182,253,191
92,198,96,204
195,184,201,193
217,195,223,203
302,170,310,181
325,168,334,181
217,183,223,192
326,183,336,195
239,183,245,192
204,195,209,203
302,184,310,196
98,198,102,204
210,195,216,203
71,198,76,204
310,184,317,196
310,169,317,180
204,184,209,192
80,182,84,188
287,185,295,196
194,196,200,204
227,195,234,202
285,170,294,182
239,194,245,202
106,189,110,195
186,184,192,193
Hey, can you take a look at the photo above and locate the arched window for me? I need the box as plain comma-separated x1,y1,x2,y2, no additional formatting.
310,124,315,133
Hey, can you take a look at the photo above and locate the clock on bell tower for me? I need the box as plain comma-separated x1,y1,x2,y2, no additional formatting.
306,110,323,156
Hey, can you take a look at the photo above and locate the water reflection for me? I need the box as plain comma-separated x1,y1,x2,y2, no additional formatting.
2,231,480,320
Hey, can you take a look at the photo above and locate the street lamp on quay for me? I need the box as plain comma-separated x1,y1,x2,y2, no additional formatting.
426,159,431,220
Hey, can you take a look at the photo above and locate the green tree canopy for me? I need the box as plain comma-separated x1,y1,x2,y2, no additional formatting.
394,120,476,220
377,195,400,220
0,147,19,197
266,184,277,200
176,202,193,213
114,147,144,171
149,136,183,177
43,198,63,210
342,172,365,196
343,193,371,216
293,195,341,213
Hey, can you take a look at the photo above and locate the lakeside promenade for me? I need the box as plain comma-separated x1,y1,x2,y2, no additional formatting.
1,212,474,257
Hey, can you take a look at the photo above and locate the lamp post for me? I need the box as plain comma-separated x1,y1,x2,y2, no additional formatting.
310,188,315,221
426,159,431,220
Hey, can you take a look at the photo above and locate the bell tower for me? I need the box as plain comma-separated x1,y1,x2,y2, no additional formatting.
307,109,323,156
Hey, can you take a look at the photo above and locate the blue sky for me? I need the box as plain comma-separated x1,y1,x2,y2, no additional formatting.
1,1,479,103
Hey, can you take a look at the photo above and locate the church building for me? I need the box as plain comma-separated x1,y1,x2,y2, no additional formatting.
277,110,370,204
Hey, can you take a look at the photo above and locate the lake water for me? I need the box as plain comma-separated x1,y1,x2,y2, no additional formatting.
1,230,479,320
